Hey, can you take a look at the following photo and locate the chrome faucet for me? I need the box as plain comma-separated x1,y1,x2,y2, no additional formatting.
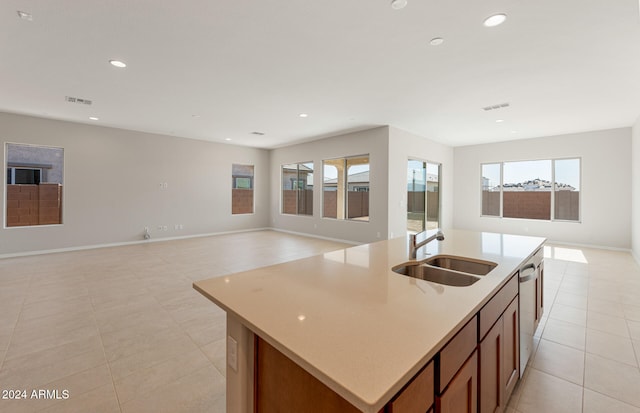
410,229,445,259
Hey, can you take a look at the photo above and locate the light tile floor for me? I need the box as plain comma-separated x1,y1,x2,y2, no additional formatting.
508,244,640,413
0,231,351,413
0,233,639,412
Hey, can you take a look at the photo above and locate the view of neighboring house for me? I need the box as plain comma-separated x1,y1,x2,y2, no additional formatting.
323,170,370,192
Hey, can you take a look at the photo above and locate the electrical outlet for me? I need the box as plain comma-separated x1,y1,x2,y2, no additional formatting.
227,336,238,372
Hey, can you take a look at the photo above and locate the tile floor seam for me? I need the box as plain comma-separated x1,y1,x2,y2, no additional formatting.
87,275,125,413
0,279,30,373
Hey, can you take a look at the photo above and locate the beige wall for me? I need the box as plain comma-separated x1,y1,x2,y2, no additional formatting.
270,127,389,244
454,128,632,249
632,116,640,261
1,112,270,256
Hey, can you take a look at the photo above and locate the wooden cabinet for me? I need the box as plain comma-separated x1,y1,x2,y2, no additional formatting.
254,273,525,413
255,337,363,413
478,274,519,413
438,351,478,413
479,296,519,413
503,297,519,399
387,361,434,413
480,317,502,413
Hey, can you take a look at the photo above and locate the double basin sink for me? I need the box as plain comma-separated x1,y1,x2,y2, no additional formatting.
392,255,497,286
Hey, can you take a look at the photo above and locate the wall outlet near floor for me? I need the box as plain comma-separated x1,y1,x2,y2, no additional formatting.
227,336,238,372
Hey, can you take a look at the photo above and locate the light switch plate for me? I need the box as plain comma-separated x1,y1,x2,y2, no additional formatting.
227,336,238,372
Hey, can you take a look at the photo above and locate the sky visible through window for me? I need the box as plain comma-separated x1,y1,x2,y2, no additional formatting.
485,159,580,190
407,160,439,182
323,164,369,180
503,159,580,189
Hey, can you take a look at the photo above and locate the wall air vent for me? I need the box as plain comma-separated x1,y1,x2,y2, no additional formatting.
65,96,93,106
482,102,510,111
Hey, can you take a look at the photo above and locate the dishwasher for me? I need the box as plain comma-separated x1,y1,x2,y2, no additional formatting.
519,247,543,377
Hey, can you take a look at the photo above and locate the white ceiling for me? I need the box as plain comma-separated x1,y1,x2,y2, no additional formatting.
2,0,640,149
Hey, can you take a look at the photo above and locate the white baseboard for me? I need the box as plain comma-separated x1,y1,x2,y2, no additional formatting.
269,227,361,246
0,227,272,259
544,239,631,253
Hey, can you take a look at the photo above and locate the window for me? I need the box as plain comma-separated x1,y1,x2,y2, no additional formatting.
503,160,552,220
232,164,254,214
323,155,369,221
282,162,313,216
554,159,580,221
481,158,580,221
407,159,441,233
481,163,501,217
6,143,64,227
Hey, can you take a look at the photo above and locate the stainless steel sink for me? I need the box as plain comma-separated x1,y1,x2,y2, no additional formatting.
392,255,497,286
422,255,497,276
392,263,481,286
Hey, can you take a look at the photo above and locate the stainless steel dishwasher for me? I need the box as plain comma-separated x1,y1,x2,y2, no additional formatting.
519,248,543,377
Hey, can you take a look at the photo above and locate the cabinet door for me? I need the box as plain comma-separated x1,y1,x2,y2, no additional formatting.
387,360,434,413
503,297,519,403
438,351,477,413
480,318,503,413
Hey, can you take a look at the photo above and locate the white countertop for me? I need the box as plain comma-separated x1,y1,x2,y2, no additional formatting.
193,229,545,413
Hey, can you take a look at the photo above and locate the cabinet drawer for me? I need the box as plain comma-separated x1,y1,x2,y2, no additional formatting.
387,360,434,413
439,316,477,393
479,273,518,340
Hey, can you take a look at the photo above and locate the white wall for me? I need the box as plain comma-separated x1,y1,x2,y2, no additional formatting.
387,127,454,238
0,112,270,255
270,127,389,244
453,128,632,249
632,117,640,260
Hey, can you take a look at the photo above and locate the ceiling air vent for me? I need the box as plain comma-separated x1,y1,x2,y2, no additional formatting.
251,131,265,136
65,96,93,106
482,102,509,111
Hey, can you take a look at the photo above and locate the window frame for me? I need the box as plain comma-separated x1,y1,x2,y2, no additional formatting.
231,163,255,215
480,157,581,223
5,142,65,228
322,154,370,222
281,161,314,217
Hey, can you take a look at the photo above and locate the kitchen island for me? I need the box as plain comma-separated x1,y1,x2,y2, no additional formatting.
193,229,545,413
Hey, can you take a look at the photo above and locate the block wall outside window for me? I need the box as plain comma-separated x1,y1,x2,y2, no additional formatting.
481,158,580,222
232,164,254,215
6,143,64,227
323,155,370,222
282,162,313,216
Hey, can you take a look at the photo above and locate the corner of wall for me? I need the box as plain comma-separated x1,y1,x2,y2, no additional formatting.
631,115,640,263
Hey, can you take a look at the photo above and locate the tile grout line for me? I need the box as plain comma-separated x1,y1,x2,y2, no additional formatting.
87,271,125,413
0,275,32,373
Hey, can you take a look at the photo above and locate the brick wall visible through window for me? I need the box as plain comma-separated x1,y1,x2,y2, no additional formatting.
232,164,254,214
481,158,580,222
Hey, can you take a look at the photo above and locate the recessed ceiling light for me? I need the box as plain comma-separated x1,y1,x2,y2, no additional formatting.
17,11,33,21
496,119,504,123
430,37,444,46
89,116,99,121
511,130,518,134
483,13,507,27
390,0,408,10
224,138,232,141
299,113,308,118
109,60,127,68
